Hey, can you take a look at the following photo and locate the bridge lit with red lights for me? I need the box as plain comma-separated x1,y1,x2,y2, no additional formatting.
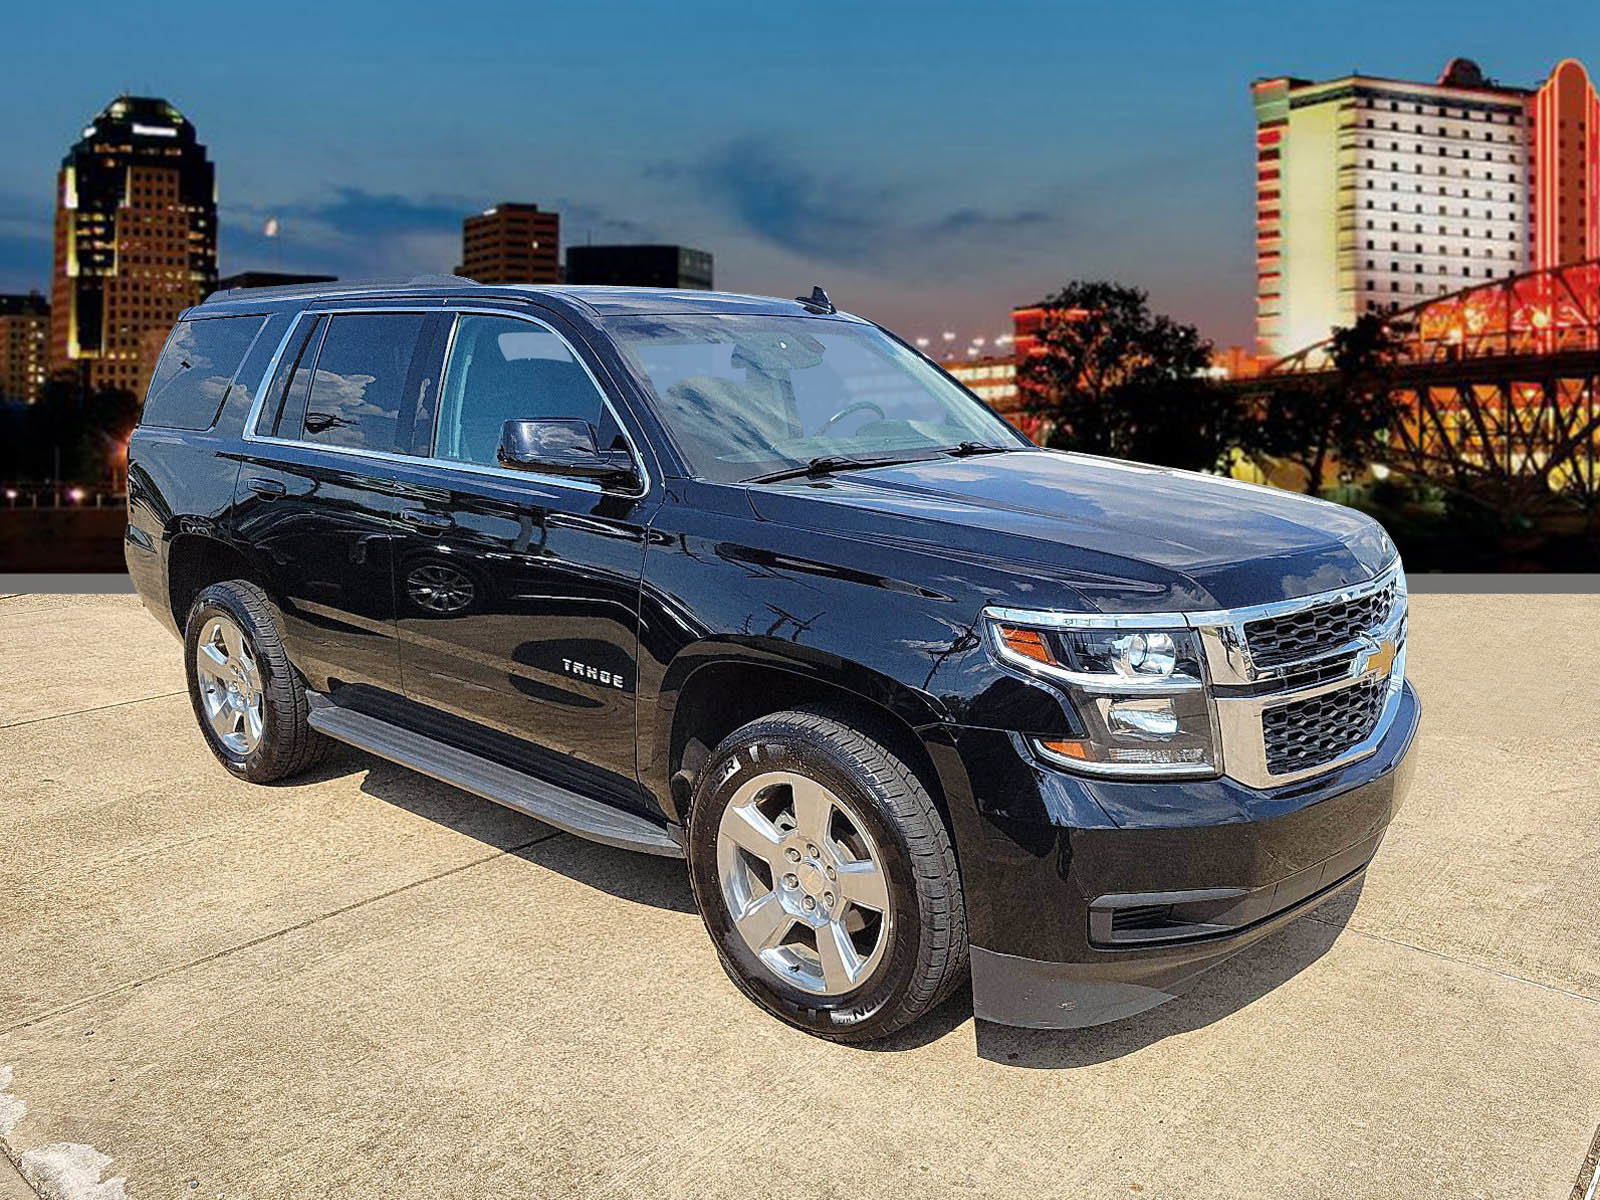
1269,257,1600,507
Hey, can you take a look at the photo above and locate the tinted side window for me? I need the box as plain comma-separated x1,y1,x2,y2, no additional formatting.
434,315,613,467
301,314,446,453
141,315,266,430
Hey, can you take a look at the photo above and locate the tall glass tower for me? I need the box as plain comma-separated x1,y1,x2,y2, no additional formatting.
49,96,217,395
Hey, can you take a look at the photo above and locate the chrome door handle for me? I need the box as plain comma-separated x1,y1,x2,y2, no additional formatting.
400,509,454,532
245,477,286,499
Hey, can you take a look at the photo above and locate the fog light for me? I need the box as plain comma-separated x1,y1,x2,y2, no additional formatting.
1106,697,1179,738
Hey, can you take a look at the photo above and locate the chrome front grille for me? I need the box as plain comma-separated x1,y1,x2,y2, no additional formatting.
1199,562,1408,789
1243,581,1396,668
1261,676,1390,776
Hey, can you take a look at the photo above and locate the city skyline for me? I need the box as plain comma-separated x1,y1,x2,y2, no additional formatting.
5,2,1600,351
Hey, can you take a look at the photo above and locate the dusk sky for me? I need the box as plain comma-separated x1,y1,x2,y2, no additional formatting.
4,0,1598,350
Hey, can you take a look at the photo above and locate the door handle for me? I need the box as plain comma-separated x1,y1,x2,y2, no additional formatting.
400,509,454,532
245,477,286,500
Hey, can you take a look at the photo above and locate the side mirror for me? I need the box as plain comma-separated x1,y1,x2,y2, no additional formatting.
497,418,638,488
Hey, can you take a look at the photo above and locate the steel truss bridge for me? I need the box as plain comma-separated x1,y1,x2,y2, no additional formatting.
1269,258,1600,508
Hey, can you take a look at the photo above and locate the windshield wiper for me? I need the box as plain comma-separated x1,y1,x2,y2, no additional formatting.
941,441,1012,457
744,454,921,485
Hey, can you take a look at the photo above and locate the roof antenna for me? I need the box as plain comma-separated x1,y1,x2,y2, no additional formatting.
796,285,835,314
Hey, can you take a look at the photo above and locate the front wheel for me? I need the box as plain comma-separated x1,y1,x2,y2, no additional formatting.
686,707,968,1042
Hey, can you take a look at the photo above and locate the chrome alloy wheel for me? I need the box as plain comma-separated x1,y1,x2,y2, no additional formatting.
193,614,264,756
715,770,893,996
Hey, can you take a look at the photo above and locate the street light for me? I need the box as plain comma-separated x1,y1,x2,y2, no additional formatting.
68,487,85,504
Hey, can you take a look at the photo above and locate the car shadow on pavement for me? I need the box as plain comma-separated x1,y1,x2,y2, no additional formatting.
970,884,1364,1069
323,745,1365,1062
338,746,700,914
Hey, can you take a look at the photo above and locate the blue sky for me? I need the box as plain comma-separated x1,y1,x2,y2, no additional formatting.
3,0,1597,348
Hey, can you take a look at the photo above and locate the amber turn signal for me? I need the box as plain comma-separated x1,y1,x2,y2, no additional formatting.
996,624,1054,665
1037,739,1090,760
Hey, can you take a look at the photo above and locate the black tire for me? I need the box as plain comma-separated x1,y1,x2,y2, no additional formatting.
686,706,968,1043
182,580,331,783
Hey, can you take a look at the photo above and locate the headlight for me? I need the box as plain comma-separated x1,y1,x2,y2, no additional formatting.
985,612,1220,778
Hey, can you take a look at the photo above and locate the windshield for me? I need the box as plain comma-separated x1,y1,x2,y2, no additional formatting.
604,314,1025,483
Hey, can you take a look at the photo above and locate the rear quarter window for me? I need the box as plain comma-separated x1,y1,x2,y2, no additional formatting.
141,314,268,430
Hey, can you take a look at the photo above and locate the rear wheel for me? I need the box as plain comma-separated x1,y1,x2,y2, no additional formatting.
183,580,331,783
686,706,967,1042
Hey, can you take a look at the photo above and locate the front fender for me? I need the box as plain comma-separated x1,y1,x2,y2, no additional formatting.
634,486,989,813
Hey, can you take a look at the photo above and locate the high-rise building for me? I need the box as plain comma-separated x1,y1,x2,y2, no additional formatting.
1531,59,1600,270
1251,57,1600,359
49,96,217,395
565,244,714,290
0,292,50,404
456,203,559,285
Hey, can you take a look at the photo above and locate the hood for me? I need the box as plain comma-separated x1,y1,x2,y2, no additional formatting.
746,450,1395,612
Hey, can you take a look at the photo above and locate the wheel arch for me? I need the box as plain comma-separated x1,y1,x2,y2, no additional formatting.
650,641,958,833
165,531,265,633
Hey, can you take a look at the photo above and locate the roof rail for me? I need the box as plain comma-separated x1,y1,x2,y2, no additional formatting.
201,273,482,306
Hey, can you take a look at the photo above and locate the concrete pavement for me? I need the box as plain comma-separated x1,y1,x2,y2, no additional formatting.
0,592,1596,1199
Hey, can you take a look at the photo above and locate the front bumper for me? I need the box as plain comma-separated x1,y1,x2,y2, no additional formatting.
933,680,1420,1029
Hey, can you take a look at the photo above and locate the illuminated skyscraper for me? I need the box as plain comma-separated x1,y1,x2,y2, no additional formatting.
0,292,49,403
1530,59,1600,270
49,96,217,394
1251,58,1600,360
457,203,560,285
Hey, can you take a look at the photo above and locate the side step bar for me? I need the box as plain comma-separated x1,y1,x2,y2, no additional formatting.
306,697,684,858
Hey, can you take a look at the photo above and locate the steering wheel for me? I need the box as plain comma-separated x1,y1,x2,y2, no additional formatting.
813,400,886,437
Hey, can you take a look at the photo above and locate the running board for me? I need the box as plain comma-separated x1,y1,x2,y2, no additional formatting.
306,697,684,858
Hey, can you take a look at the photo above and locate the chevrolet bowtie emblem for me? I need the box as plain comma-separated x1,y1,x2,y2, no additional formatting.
1364,637,1398,678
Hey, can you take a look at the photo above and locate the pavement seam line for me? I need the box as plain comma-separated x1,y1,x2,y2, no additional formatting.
0,1143,45,1200
0,829,565,1036
1308,912,1599,1005
0,690,186,731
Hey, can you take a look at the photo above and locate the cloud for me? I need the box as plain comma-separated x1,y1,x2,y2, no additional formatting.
0,190,56,292
925,207,1055,238
218,187,658,282
650,136,1062,266
220,190,471,279
554,200,659,246
280,188,469,238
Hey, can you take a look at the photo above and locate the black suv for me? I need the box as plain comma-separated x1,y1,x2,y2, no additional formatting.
126,277,1419,1042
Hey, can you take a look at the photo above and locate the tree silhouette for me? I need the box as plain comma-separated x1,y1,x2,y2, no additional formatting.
0,373,139,484
1243,312,1402,496
1016,281,1239,474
